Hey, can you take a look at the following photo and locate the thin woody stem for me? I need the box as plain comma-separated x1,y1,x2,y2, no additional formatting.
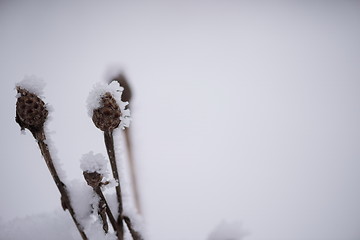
98,198,109,233
95,187,121,238
124,128,142,214
123,216,144,240
110,75,141,214
34,130,88,240
104,130,124,240
96,187,144,240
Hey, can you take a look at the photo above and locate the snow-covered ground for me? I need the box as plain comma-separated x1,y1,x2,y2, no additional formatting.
1,1,360,239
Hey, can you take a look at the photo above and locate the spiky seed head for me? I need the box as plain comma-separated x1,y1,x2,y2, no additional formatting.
92,92,121,131
83,171,103,188
16,87,48,134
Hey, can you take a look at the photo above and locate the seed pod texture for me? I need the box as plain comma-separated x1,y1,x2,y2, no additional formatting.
16,87,48,133
92,92,121,131
83,171,103,188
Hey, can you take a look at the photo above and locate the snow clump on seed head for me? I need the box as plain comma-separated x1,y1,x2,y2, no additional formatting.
87,81,130,130
16,75,46,97
80,151,109,177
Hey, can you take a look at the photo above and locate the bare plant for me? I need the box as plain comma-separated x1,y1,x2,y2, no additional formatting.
15,78,144,240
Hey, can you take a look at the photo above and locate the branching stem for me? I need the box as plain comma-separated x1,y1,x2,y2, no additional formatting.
95,187,121,237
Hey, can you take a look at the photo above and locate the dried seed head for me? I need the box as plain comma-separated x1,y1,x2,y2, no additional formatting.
92,92,121,131
16,87,48,134
83,171,103,188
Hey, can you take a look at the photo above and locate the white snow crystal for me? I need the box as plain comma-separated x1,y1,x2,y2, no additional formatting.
207,220,248,240
42,104,67,181
80,151,109,177
42,133,67,180
86,81,131,129
15,75,46,97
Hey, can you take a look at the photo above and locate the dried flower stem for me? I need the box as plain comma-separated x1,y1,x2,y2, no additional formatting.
34,130,88,240
98,198,109,233
110,74,142,214
95,187,121,237
124,128,142,214
97,187,144,240
123,215,144,240
104,129,124,240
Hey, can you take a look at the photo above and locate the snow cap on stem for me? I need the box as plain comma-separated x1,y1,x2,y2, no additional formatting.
80,152,109,176
81,152,109,188
87,81,130,130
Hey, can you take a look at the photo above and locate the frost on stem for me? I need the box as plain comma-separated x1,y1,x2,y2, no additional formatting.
87,82,130,130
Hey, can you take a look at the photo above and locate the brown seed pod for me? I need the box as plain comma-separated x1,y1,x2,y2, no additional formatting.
83,171,103,188
15,87,48,134
92,92,121,131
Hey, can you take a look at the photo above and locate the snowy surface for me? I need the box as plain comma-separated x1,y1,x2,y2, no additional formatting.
0,211,78,240
87,81,131,129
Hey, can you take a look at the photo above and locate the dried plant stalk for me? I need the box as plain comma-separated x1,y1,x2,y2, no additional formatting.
124,128,142,214
111,74,142,214
36,131,87,240
91,90,126,239
98,198,109,233
123,215,143,240
16,88,88,240
83,171,121,238
104,130,124,239
89,81,144,239
96,188,121,236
